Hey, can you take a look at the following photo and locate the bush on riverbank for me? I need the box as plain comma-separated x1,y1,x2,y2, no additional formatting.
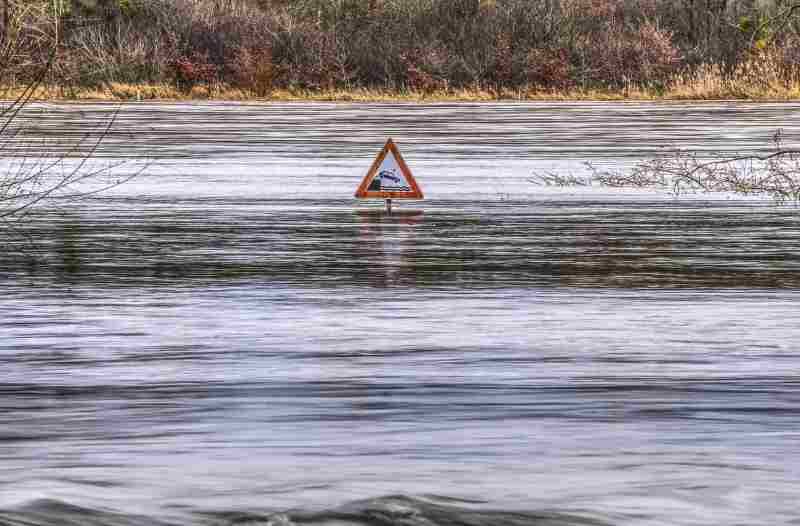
4,0,800,99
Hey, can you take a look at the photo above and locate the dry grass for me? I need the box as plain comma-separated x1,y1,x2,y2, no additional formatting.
5,67,800,103
1,83,629,102
0,83,681,102
666,48,800,101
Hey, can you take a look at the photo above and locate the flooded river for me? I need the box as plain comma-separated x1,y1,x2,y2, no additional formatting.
1,102,799,526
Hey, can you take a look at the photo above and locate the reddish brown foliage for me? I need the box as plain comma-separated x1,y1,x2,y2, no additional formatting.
170,52,219,91
525,48,573,89
400,48,449,92
230,47,275,96
489,35,514,88
581,20,680,87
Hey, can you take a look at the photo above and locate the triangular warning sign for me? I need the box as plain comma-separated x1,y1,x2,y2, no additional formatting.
355,139,424,199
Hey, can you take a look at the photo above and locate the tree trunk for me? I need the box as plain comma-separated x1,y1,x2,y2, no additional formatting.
685,0,697,44
1,0,8,46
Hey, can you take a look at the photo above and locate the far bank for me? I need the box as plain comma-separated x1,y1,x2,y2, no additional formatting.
7,76,800,103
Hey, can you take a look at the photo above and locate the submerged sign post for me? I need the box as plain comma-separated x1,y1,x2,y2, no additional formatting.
355,139,423,213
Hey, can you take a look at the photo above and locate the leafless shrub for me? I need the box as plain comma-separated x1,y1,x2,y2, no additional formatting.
400,46,450,92
586,133,800,203
576,19,681,88
229,46,275,96
529,171,594,187
0,1,55,87
524,47,573,89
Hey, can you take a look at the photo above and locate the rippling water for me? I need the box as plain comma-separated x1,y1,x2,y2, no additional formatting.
2,102,800,526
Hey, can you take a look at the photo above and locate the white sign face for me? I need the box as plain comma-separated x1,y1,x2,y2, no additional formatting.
366,151,413,192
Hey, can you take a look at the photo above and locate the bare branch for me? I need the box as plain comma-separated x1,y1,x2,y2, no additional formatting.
1,6,143,255
532,133,800,204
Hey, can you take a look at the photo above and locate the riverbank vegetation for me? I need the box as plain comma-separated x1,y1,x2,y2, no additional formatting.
3,0,800,101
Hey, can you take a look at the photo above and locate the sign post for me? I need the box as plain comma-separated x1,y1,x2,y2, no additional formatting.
355,139,423,214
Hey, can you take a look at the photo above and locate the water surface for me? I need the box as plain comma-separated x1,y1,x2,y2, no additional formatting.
1,102,800,526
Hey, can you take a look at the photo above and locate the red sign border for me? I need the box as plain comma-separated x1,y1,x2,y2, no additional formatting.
354,139,424,200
